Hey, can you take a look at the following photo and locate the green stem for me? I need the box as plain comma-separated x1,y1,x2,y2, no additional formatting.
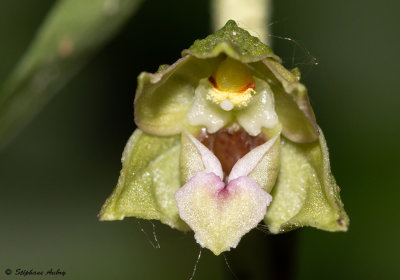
211,0,271,45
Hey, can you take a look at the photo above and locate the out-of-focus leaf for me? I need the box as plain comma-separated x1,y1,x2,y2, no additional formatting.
0,0,144,147
99,129,188,231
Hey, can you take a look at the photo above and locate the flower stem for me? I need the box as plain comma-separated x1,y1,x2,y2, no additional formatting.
211,0,271,45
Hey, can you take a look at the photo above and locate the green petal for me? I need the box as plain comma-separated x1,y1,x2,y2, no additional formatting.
134,56,220,136
265,129,349,233
251,59,319,143
182,20,279,63
99,129,188,231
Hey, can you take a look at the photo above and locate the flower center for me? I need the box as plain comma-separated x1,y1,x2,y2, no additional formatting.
211,57,255,92
207,57,255,110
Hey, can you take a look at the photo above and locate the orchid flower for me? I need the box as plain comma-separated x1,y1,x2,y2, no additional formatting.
99,20,349,255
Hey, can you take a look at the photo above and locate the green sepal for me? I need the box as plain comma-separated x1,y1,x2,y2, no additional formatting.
265,129,349,233
99,129,189,231
252,59,319,143
134,56,221,136
182,20,279,63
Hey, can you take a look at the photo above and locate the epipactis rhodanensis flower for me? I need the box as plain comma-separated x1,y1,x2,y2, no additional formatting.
99,20,349,255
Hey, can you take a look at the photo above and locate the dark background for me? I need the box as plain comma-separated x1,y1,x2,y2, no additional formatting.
1,0,399,279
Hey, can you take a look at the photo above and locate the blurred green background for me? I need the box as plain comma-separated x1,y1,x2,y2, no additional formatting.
1,0,399,279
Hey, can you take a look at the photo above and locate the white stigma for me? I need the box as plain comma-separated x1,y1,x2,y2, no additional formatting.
220,99,234,111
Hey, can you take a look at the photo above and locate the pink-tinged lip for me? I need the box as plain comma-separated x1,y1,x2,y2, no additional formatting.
175,131,277,255
175,171,271,255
